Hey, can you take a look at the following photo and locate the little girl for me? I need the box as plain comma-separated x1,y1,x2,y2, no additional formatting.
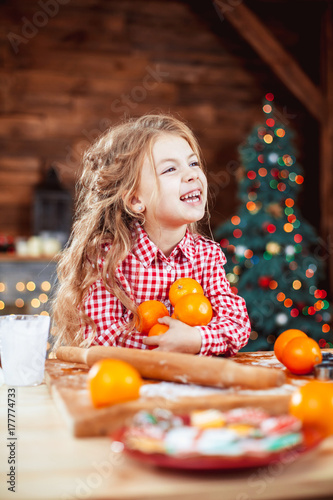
53,114,251,356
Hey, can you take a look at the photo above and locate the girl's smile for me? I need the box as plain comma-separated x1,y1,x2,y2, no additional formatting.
180,189,203,204
130,133,207,255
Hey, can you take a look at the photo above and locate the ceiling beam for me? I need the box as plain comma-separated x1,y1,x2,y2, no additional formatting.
320,2,333,290
213,1,326,122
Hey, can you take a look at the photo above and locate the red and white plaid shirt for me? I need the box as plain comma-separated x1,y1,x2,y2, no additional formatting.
83,224,251,356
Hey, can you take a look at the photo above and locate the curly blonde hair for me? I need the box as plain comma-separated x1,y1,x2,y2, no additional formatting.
52,113,207,348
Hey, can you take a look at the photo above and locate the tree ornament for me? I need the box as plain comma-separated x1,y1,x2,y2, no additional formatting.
235,166,246,182
235,245,247,258
266,202,283,219
266,242,281,255
258,276,271,289
275,313,288,326
285,245,296,256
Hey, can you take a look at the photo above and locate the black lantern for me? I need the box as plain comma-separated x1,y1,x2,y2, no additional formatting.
33,167,72,245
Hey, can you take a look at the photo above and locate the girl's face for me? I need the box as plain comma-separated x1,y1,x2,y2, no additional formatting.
133,134,207,232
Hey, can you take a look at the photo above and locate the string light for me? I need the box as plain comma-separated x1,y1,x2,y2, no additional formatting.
247,171,256,180
41,281,51,292
258,168,267,177
283,155,294,166
0,300,5,310
39,293,48,303
31,298,40,308
268,153,279,163
284,223,293,233
280,170,289,179
231,216,241,225
293,280,302,290
250,331,258,340
233,229,242,238
16,282,25,292
285,198,294,207
263,134,273,144
0,283,6,292
275,128,285,137
263,104,272,113
267,224,276,233
247,201,256,211
27,281,36,292
233,265,242,275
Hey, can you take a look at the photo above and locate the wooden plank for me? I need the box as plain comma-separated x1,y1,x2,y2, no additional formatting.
320,2,333,293
214,1,325,122
0,171,41,185
0,156,40,171
0,114,47,139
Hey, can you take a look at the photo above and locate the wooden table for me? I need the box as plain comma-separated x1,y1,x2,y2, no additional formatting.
1,359,333,500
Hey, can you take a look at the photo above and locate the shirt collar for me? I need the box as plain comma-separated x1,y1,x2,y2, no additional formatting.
131,223,196,267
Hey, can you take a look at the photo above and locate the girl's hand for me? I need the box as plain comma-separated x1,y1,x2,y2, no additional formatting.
142,316,202,354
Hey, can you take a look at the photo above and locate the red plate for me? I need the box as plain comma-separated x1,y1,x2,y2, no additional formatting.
111,427,323,471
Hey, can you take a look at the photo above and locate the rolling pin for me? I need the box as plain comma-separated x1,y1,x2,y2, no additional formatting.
56,346,286,390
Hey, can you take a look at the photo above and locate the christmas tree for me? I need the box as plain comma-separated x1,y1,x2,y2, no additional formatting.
214,93,332,352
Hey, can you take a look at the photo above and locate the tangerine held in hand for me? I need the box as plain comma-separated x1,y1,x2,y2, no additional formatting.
281,336,322,375
289,381,333,437
174,293,213,326
136,300,169,334
169,278,204,306
274,329,308,362
87,359,142,408
147,323,169,350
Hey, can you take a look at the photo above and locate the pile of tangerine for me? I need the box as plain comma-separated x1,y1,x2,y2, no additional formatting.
274,329,322,375
136,278,213,349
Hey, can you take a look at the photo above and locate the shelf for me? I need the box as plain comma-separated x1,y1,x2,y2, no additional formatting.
0,254,59,263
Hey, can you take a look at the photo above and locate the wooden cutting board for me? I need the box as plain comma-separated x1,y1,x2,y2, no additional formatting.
44,351,316,438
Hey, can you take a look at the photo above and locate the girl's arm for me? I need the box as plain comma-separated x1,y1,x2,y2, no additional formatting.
83,280,145,348
143,245,251,357
195,247,251,356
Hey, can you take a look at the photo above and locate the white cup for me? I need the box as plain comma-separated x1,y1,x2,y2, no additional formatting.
0,315,50,386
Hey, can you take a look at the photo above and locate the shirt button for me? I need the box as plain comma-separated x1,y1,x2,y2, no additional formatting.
166,265,172,272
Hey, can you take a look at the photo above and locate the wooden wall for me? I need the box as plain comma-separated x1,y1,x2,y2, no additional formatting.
0,0,323,236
